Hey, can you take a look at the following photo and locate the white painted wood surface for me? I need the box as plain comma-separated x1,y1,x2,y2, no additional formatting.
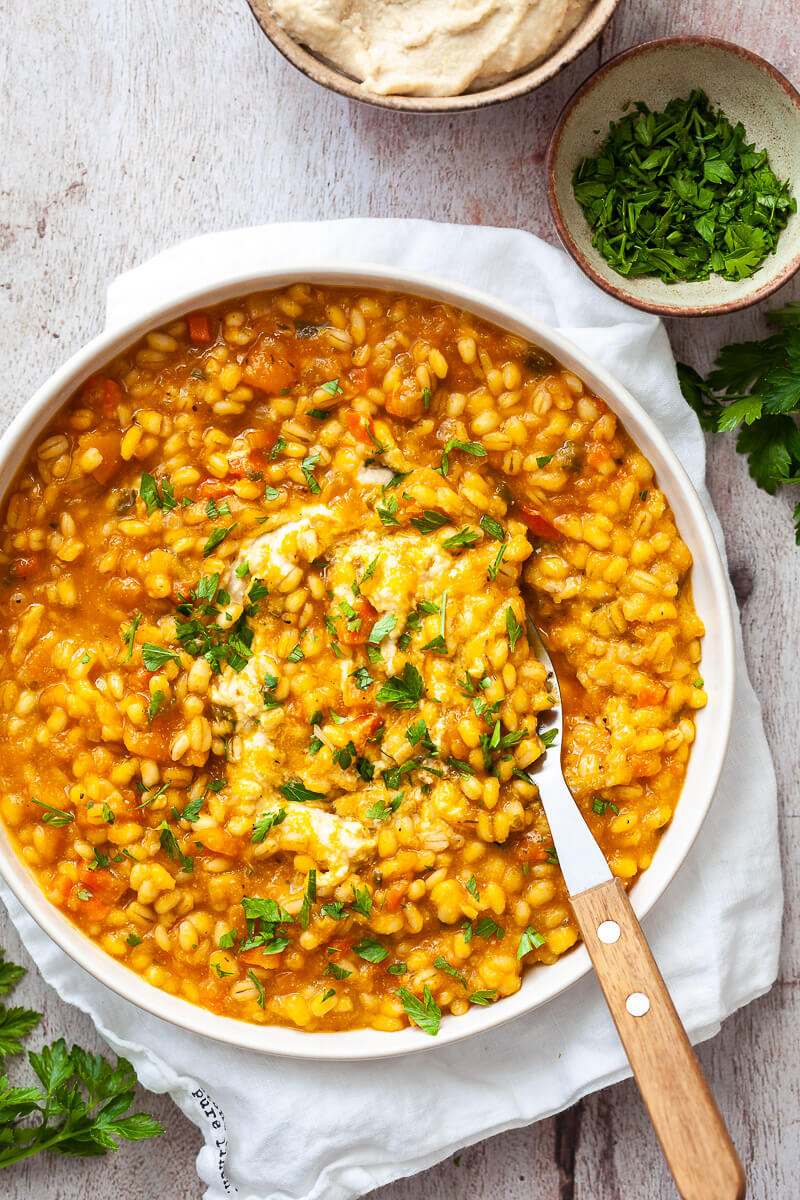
1,0,797,1196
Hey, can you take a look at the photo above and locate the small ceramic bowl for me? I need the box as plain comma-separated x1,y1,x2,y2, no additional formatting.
546,37,800,316
246,0,621,114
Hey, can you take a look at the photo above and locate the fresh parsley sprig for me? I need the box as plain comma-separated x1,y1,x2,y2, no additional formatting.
0,948,162,1168
678,302,800,541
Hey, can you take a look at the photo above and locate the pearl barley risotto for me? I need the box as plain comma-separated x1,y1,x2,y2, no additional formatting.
0,287,706,1036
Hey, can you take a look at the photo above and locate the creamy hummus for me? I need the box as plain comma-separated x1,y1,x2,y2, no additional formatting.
269,0,595,96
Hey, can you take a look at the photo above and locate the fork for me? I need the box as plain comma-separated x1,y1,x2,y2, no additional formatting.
525,619,746,1200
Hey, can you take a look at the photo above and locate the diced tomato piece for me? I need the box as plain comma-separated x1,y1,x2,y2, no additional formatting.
9,554,41,580
198,478,233,499
384,880,409,913
242,337,298,393
637,681,667,706
194,826,239,857
74,893,111,922
246,429,278,452
337,598,377,646
187,311,212,344
123,722,172,760
512,834,550,863
345,410,376,445
50,874,74,905
519,507,560,540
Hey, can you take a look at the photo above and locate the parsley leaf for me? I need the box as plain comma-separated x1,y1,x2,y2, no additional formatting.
439,439,488,477
410,510,449,534
278,780,327,804
517,927,546,959
376,663,424,710
354,938,388,964
397,986,441,1036
505,607,523,652
203,524,236,558
433,956,466,988
479,514,505,541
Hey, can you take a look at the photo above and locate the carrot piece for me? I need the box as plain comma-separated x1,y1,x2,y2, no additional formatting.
512,834,550,863
345,410,376,445
187,311,212,344
337,598,377,646
241,336,298,393
194,826,239,857
80,430,122,485
197,478,233,499
637,681,667,706
384,880,409,913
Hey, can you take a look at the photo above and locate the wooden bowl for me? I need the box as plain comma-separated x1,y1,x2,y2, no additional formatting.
545,37,800,316
246,0,622,113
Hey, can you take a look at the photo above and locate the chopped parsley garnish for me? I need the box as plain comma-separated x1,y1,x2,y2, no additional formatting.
141,643,180,672
351,883,373,919
540,728,558,748
573,90,796,284
323,962,351,980
442,526,479,550
140,472,177,516
397,986,441,1036
376,494,399,526
248,970,266,1009
179,795,204,822
479,514,505,541
369,613,397,645
439,439,488,478
517,927,546,959
592,797,620,816
365,793,403,821
487,544,506,581
174,573,256,674
433,956,466,988
121,613,142,662
320,378,343,396
350,666,374,691
376,663,424,710
474,916,504,941
251,808,287,843
301,452,322,494
465,875,480,900
468,990,498,1006
30,798,74,827
410,510,449,534
148,690,165,722
270,438,286,460
205,497,231,520
203,524,236,558
157,821,193,873
126,933,143,947
505,607,523,652
536,454,554,468
264,485,281,501
286,642,304,663
321,901,346,920
101,802,115,824
278,780,327,804
386,962,407,976
422,386,431,409
321,988,336,1003
354,938,388,964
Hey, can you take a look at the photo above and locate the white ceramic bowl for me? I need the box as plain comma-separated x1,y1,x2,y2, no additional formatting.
0,265,736,1059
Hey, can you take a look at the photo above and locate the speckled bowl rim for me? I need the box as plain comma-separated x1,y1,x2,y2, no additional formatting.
245,0,622,113
545,36,800,317
0,264,735,1059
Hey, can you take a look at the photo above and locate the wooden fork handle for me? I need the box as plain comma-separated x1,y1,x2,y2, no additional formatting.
570,877,746,1200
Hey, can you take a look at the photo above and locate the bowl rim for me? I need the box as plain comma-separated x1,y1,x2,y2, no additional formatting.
245,0,622,113
545,35,800,317
0,262,736,1060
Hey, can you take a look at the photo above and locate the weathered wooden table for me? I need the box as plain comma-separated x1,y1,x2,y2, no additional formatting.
1,0,797,1196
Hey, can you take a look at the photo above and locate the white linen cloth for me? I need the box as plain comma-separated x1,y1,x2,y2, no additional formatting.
0,220,782,1200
